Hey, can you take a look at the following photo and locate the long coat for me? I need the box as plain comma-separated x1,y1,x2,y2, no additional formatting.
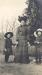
15,24,30,63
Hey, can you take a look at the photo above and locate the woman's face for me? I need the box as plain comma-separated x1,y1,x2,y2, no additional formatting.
21,20,25,25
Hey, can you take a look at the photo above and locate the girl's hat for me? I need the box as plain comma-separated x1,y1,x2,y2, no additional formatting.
34,28,42,37
4,32,13,38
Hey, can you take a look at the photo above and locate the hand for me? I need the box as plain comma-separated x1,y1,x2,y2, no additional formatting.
16,41,18,45
37,41,40,44
5,48,7,51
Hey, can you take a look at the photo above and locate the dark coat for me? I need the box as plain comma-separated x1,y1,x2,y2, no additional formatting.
5,38,13,55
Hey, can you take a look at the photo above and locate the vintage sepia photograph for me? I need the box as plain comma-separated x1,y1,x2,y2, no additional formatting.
0,0,42,75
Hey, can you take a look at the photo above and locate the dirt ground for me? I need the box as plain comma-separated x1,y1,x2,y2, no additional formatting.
0,54,42,75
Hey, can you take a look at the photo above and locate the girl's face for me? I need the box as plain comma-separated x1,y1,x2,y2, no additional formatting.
38,31,41,36
7,34,11,38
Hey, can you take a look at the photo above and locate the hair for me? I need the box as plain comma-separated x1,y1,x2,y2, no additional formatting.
18,16,27,23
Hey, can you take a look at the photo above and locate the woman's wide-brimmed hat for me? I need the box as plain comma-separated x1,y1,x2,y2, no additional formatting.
18,16,27,22
4,32,13,38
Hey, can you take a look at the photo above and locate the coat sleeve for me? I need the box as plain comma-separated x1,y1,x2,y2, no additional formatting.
5,39,7,49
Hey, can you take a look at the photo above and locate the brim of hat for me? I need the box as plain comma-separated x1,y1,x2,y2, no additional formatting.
4,32,13,38
37,28,42,31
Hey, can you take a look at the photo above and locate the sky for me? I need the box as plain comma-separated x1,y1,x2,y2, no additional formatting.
0,0,26,33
